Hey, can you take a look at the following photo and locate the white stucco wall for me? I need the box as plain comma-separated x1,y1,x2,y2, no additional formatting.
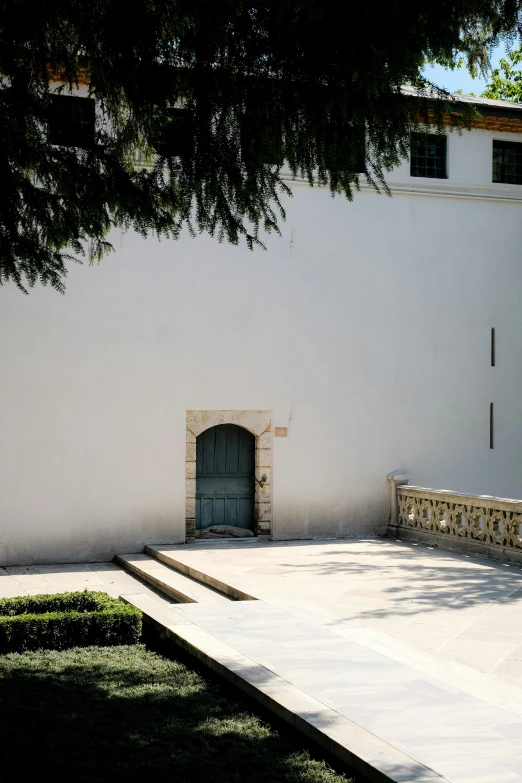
1,125,522,564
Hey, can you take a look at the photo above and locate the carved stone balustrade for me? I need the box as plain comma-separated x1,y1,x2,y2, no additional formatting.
387,484,522,565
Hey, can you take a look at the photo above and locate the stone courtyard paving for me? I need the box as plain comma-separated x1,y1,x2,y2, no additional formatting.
144,538,522,782
2,537,522,782
159,537,522,688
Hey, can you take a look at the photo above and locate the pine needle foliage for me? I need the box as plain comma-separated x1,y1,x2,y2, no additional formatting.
1,0,521,292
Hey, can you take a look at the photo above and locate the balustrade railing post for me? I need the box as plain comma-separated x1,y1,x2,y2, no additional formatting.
387,471,412,536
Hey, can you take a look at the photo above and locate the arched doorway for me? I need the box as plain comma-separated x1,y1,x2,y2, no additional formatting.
196,423,255,530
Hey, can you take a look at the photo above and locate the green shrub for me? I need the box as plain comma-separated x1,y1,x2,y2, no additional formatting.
0,591,142,653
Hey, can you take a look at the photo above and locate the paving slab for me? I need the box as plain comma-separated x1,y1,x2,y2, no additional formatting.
0,560,175,607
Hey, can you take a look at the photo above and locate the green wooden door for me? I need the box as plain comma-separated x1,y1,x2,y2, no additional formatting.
196,424,255,530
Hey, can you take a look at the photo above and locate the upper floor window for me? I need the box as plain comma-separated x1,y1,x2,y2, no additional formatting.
327,126,366,175
492,140,522,185
410,133,447,179
241,116,285,166
48,95,95,149
152,109,194,158
240,117,365,172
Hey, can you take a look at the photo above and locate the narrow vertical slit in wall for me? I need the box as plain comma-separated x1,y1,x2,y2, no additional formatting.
491,328,495,367
490,402,494,450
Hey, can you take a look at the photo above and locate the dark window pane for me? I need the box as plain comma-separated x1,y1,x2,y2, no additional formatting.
241,116,284,166
492,140,522,185
410,133,447,179
48,95,95,149
324,125,366,174
152,109,193,158
241,116,365,172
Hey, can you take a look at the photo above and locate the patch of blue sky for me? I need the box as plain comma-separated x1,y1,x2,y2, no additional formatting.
422,42,512,96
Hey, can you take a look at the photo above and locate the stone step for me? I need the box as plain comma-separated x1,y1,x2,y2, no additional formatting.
145,545,258,601
115,553,232,604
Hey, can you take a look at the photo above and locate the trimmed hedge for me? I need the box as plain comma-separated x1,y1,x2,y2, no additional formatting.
0,591,142,653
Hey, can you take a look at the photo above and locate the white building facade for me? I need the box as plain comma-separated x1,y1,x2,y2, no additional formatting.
2,95,522,565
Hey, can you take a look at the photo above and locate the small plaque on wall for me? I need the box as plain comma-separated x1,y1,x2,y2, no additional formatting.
274,427,288,437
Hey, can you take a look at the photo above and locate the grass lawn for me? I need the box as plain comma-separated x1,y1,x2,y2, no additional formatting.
0,644,352,782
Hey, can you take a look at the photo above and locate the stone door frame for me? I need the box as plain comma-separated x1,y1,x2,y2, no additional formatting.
185,410,272,542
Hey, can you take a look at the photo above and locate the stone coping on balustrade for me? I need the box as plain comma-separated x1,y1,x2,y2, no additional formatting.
397,485,522,512
388,485,522,566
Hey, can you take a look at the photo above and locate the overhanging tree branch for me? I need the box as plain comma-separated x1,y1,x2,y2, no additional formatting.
1,0,521,292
